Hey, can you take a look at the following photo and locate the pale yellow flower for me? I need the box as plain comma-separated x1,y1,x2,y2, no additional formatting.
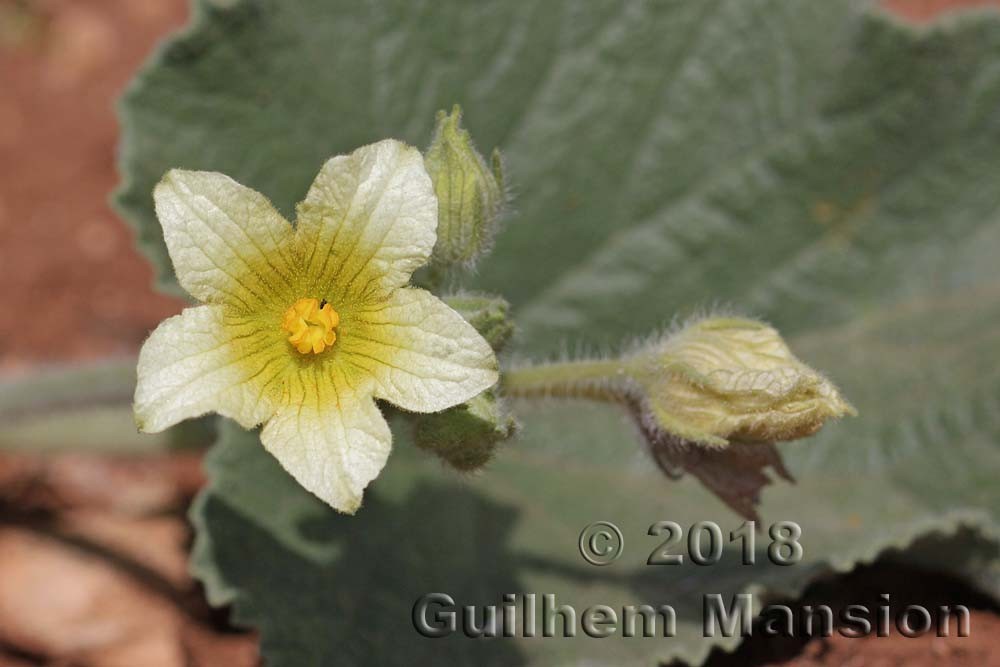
134,140,499,513
631,317,856,447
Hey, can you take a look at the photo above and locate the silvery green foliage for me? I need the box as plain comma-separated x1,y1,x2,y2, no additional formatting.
117,1,1000,665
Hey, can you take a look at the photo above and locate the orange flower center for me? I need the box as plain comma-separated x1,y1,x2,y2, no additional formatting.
281,297,340,355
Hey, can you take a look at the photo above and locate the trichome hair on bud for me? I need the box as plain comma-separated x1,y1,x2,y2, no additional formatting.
442,291,515,353
424,105,508,270
624,315,856,448
502,314,856,519
412,389,519,472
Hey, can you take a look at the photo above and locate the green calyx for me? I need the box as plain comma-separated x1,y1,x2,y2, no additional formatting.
441,292,515,352
412,292,517,471
424,105,505,269
412,389,517,471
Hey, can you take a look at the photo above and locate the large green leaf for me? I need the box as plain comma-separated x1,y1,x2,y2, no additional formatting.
116,0,1000,664
0,360,213,453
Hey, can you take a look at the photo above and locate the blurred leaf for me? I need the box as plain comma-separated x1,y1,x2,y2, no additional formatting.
116,0,1000,664
0,359,214,453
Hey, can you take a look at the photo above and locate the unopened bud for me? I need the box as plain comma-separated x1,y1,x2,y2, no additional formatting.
410,291,517,470
629,317,856,447
424,105,505,268
413,389,517,471
442,292,514,352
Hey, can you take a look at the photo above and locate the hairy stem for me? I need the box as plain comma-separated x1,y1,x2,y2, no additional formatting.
502,359,634,402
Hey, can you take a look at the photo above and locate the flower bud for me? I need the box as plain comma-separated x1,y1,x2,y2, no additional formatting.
441,292,514,352
411,291,517,471
413,389,517,471
628,317,856,447
424,105,505,268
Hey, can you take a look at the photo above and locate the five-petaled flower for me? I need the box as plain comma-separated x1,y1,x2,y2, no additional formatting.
134,140,499,513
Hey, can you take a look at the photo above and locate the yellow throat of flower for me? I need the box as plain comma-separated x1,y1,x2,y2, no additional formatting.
282,297,340,355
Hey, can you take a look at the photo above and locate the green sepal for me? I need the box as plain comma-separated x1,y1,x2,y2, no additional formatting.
441,292,514,352
423,105,505,269
412,389,517,471
411,292,518,471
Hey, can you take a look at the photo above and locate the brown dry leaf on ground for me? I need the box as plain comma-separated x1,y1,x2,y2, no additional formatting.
0,526,252,667
0,453,259,667
0,0,999,666
0,452,205,516
0,0,254,661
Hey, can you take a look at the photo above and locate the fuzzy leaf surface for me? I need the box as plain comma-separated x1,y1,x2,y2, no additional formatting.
115,1,1000,664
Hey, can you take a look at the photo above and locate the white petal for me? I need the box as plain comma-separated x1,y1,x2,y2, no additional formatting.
154,170,297,308
295,139,437,303
260,370,390,514
340,288,499,412
134,305,290,432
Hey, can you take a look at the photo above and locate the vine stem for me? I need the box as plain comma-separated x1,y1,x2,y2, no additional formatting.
501,358,635,402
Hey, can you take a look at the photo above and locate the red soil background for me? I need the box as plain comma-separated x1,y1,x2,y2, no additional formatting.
0,0,998,665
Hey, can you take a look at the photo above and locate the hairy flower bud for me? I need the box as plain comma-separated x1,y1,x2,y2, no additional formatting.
411,292,517,471
501,316,854,518
628,317,856,448
413,390,517,471
424,105,505,268
441,293,514,352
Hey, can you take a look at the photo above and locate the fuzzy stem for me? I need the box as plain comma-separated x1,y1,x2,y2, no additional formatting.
502,358,634,402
